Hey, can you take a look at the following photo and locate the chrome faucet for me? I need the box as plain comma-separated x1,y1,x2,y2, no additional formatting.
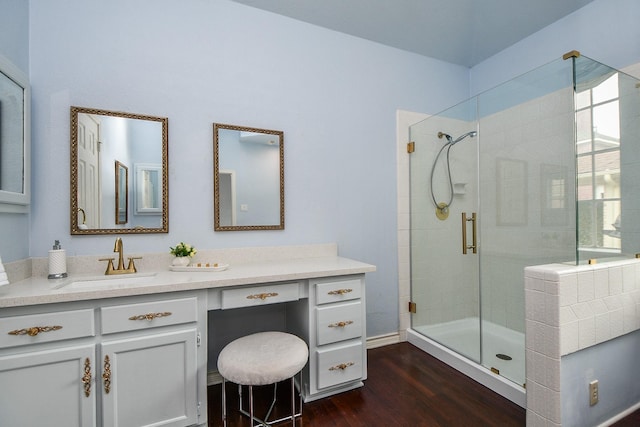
99,237,142,275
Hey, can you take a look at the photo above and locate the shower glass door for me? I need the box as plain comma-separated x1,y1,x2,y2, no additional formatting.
410,57,577,387
409,98,481,363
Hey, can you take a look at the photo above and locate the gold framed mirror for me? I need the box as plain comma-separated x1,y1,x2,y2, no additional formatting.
213,123,284,231
70,106,169,234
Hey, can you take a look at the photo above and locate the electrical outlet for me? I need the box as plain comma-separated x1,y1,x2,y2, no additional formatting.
589,380,599,406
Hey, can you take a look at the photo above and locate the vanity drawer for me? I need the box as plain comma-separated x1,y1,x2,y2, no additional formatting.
315,278,362,305
316,341,363,390
101,297,198,334
221,282,299,310
0,309,95,349
316,301,362,346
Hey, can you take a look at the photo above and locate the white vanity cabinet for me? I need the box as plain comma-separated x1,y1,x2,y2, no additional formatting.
0,292,207,427
99,297,202,427
0,308,97,427
0,255,375,425
290,275,367,401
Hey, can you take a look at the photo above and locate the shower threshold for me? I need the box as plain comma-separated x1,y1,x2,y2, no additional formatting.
407,326,526,407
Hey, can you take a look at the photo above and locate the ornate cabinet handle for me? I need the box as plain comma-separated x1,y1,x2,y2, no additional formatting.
246,292,279,300
327,289,352,296
329,362,355,371
8,325,63,336
81,358,92,397
328,320,354,328
103,355,112,394
128,312,172,321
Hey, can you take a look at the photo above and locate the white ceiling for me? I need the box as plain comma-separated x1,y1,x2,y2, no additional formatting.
230,0,596,67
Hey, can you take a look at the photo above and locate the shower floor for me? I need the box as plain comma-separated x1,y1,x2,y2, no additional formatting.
413,317,525,387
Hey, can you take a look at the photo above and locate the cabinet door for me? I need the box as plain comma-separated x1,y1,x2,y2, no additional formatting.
0,344,96,427
101,329,198,427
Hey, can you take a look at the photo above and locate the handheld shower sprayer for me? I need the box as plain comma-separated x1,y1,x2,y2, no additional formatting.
452,131,477,145
438,130,477,145
431,129,478,220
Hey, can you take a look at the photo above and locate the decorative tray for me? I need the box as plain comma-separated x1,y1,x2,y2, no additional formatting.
169,263,229,272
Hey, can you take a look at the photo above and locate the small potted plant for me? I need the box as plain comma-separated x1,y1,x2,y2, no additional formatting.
170,242,197,267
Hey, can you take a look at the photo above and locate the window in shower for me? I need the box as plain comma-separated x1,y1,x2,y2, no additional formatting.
576,72,621,254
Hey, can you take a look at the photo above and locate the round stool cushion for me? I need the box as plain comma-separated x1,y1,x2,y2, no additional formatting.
217,331,309,386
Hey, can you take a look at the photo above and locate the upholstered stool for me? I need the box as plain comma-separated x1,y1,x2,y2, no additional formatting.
217,331,309,426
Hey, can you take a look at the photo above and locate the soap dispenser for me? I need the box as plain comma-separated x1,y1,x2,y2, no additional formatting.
48,240,68,279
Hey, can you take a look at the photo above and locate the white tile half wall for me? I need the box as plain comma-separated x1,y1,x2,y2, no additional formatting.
524,259,640,426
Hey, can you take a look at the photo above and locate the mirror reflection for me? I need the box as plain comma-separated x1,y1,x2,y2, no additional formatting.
115,160,128,225
134,163,162,214
213,123,284,231
70,106,168,234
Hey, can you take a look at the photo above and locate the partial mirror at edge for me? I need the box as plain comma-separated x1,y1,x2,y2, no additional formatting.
213,123,284,231
70,106,169,234
0,53,30,212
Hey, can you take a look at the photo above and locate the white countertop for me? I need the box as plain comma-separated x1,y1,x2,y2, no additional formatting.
0,256,376,308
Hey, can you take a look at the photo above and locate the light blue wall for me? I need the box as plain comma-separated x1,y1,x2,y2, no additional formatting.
0,0,29,262
27,0,469,337
0,0,28,72
561,330,640,427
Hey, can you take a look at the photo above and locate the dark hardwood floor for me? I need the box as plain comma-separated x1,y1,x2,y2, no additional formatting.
611,409,640,427
208,341,640,426
208,342,525,426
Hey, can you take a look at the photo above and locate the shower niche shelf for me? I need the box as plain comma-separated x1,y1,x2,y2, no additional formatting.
453,183,467,195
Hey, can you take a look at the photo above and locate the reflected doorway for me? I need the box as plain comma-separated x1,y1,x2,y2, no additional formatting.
219,170,236,226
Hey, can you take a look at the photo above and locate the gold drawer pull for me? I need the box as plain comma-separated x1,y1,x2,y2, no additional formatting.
327,289,352,296
128,312,172,321
8,325,63,336
103,355,112,394
328,320,354,328
81,358,92,397
329,362,354,371
246,292,279,300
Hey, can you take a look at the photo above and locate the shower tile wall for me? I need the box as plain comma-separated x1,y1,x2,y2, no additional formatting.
409,115,479,328
407,82,576,332
478,87,575,333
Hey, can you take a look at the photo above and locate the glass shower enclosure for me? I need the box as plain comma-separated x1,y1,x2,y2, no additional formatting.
409,54,640,388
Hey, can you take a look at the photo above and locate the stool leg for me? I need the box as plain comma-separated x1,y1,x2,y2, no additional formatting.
298,371,303,418
222,378,227,427
291,377,296,426
298,371,302,418
263,382,278,422
249,385,254,427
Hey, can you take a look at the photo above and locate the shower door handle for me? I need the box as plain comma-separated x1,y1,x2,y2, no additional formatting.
462,212,477,254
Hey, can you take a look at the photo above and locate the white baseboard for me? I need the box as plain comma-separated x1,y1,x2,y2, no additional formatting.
366,332,401,349
208,371,223,386
599,401,640,427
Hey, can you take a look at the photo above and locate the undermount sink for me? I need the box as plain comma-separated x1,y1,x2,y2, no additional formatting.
56,272,158,291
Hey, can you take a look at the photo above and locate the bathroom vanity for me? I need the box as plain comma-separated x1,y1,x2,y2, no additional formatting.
0,255,375,427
